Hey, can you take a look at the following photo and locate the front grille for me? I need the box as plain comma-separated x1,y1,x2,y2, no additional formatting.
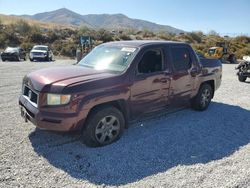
33,52,44,55
3,53,13,57
23,86,38,105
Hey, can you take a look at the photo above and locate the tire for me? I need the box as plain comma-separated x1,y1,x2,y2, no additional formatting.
238,75,247,82
82,106,125,147
30,58,33,62
191,83,213,111
2,59,5,62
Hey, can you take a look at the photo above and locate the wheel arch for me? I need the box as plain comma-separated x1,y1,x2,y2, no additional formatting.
201,80,215,98
84,99,130,130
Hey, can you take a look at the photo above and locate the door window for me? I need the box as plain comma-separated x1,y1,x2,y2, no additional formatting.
171,47,191,71
138,49,163,74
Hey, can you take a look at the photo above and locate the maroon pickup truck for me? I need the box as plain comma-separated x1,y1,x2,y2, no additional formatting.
19,41,222,147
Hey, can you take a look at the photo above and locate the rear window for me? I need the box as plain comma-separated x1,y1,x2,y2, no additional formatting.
171,47,191,71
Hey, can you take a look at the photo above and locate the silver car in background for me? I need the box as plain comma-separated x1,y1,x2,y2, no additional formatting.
29,45,53,61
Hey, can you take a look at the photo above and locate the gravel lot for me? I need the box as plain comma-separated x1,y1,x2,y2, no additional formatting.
0,60,250,188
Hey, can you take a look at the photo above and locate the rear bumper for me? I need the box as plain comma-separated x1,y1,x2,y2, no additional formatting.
19,95,86,131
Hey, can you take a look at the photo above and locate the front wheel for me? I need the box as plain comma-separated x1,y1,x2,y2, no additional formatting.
238,75,247,82
191,83,213,111
82,106,125,147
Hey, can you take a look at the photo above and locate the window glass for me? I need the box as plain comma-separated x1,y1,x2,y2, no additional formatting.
138,49,163,74
171,47,191,71
79,45,137,72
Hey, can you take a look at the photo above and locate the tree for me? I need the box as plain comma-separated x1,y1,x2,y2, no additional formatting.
189,32,203,43
208,30,219,36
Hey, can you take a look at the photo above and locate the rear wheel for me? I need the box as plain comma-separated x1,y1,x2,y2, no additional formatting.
238,75,247,82
191,83,213,111
82,106,125,147
30,58,33,62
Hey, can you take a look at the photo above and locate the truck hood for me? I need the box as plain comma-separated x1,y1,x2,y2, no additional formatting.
24,66,116,92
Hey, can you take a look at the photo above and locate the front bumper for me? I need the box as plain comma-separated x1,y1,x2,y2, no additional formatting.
30,53,48,60
31,56,48,60
1,54,18,60
19,95,85,131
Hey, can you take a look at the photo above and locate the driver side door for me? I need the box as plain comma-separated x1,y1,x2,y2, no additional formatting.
130,47,171,118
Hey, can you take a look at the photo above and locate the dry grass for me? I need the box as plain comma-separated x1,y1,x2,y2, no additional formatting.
0,14,76,30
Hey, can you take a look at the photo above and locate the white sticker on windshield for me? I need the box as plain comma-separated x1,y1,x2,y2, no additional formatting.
121,47,136,53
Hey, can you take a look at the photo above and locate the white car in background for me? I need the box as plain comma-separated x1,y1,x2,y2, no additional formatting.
29,45,53,61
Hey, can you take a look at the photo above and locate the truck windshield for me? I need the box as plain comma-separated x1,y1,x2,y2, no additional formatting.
208,49,216,55
78,45,137,72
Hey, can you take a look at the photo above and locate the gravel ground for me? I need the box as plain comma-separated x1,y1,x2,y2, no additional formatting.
0,60,250,188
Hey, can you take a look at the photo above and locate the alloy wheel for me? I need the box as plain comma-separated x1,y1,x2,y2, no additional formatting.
95,115,120,144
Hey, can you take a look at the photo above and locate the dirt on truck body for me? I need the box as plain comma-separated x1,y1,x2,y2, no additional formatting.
19,40,222,147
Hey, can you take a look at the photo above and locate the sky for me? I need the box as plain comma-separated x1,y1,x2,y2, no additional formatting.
0,0,250,35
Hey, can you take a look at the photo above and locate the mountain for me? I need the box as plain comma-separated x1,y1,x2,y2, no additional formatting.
20,8,92,27
18,8,184,33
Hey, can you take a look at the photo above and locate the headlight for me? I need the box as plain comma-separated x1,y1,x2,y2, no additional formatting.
47,94,71,105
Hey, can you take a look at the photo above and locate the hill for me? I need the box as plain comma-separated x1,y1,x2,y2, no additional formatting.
17,8,184,33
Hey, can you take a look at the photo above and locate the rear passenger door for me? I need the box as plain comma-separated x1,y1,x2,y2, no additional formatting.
169,45,196,105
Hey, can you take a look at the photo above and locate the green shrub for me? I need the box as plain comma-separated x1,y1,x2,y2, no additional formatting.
20,42,33,51
142,30,156,38
236,47,250,59
188,32,203,43
60,42,77,57
15,20,32,34
97,29,113,42
29,32,45,43
119,34,131,40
